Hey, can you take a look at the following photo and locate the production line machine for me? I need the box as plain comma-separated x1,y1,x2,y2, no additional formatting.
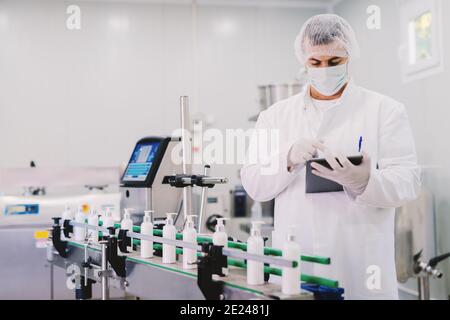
39,96,344,300
45,217,342,300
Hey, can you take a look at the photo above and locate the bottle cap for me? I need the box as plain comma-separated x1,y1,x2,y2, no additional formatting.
124,208,135,219
215,217,229,232
144,210,154,223
62,205,72,218
166,213,177,225
186,215,198,229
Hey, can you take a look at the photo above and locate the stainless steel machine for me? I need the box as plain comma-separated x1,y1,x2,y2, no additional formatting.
119,136,183,224
45,217,340,300
395,187,450,299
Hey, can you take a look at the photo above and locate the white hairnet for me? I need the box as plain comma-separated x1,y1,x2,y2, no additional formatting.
294,14,360,64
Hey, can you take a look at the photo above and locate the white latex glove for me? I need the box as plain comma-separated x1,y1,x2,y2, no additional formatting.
287,139,325,171
311,149,371,196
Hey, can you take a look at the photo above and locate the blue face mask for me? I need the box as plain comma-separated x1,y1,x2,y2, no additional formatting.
307,63,349,96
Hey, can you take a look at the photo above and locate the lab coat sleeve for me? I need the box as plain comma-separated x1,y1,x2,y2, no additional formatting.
240,110,300,202
354,102,421,208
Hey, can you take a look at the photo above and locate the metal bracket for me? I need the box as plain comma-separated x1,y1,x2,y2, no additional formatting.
118,229,131,254
106,227,127,278
197,243,227,300
51,217,68,258
413,249,450,300
162,174,224,188
97,270,114,277
414,249,450,278
63,219,73,239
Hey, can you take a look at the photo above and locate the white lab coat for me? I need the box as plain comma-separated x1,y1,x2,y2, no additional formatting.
240,80,421,299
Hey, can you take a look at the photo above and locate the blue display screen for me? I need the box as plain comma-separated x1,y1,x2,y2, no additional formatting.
123,142,160,182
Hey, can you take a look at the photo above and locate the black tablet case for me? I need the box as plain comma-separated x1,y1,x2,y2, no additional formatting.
305,156,363,194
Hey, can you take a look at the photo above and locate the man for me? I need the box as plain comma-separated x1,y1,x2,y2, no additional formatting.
240,14,420,299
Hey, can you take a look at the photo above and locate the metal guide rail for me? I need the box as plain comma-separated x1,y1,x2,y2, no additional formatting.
47,218,342,300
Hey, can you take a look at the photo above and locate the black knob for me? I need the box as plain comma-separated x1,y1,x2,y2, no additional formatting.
52,217,61,225
429,252,450,268
413,249,423,263
108,227,115,235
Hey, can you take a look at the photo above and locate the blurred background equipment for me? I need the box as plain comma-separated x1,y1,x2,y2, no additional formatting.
0,167,121,299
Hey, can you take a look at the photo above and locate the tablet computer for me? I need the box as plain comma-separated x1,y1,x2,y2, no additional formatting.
305,155,363,194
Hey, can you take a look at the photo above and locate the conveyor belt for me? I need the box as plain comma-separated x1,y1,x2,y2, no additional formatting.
51,240,314,300
48,219,341,299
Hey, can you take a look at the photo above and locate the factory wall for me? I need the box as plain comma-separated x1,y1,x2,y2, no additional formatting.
335,0,450,300
0,0,321,187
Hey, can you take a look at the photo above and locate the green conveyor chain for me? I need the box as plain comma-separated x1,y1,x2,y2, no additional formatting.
148,243,338,288
95,221,338,287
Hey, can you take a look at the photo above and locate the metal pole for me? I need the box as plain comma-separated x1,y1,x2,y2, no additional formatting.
418,276,430,300
50,262,54,300
180,96,193,220
198,165,210,233
47,240,55,300
100,241,110,300
84,242,90,287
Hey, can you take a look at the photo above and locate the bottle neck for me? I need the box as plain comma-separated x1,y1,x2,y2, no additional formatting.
251,229,260,237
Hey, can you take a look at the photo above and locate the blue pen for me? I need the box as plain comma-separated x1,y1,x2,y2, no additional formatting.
358,136,363,153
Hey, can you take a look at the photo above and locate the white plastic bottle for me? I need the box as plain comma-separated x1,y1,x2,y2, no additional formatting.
282,228,301,295
213,217,229,275
87,208,99,243
247,221,265,286
183,215,198,270
74,206,86,241
121,208,134,252
61,205,73,240
162,213,177,264
62,205,74,221
102,207,115,239
140,210,154,258
212,218,229,247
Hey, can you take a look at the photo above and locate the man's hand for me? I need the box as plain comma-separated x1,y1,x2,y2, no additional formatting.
287,139,325,171
311,148,371,196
